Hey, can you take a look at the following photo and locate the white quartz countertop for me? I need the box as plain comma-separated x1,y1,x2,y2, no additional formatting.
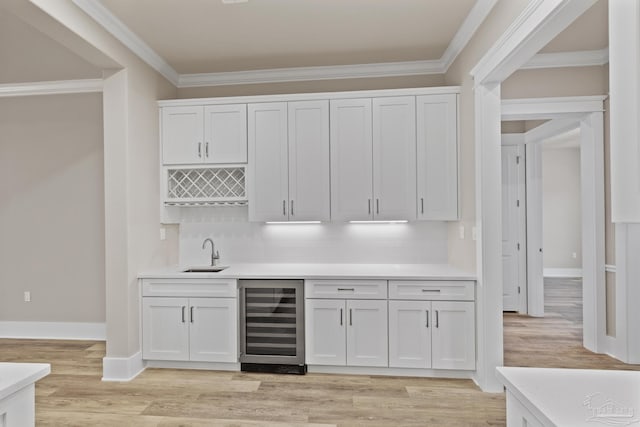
497,367,640,427
0,363,50,401
139,263,476,281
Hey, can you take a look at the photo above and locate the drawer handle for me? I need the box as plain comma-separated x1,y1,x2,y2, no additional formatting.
337,288,355,291
422,289,441,292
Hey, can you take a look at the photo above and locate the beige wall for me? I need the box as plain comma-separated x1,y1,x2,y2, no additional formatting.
0,9,100,84
542,147,582,269
444,0,530,271
502,66,608,99
176,74,446,99
0,93,104,322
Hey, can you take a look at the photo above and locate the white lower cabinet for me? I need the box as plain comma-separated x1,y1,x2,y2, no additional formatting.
389,300,475,370
143,297,237,362
305,298,388,367
141,279,238,363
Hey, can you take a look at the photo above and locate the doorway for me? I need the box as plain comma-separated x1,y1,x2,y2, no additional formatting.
500,100,605,354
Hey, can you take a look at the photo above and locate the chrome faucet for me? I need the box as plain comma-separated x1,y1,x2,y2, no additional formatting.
202,238,220,266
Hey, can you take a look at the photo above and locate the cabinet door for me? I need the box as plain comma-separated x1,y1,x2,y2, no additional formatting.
189,298,238,363
416,94,458,220
248,102,289,221
305,299,346,365
372,96,417,220
388,300,431,369
288,100,330,221
346,299,388,367
203,104,247,164
162,106,204,165
142,297,189,361
330,99,373,221
431,301,475,370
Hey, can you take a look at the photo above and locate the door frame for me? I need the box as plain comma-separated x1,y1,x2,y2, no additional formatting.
469,0,599,391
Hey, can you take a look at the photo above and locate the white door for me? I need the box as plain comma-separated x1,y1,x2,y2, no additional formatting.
330,98,373,221
388,300,432,369
346,299,388,367
416,94,458,220
305,299,346,365
189,298,238,363
431,301,475,370
248,102,289,222
502,144,527,312
372,96,417,220
203,104,247,164
161,106,203,165
142,297,189,361
288,100,330,221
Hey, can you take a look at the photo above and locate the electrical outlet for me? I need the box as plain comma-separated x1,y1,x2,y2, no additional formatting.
24,291,31,302
160,227,166,241
472,226,477,241
572,252,577,259
459,225,465,239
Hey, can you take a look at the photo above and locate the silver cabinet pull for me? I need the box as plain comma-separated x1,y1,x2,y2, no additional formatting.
205,142,209,158
198,142,202,158
422,289,441,293
190,306,194,323
337,288,355,291
421,198,424,214
435,310,439,328
368,199,371,215
349,308,353,326
340,308,343,326
376,199,380,214
290,200,294,216
283,200,286,216
181,306,186,323
426,310,429,328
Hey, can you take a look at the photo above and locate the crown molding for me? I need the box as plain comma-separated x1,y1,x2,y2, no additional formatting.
0,79,103,97
72,0,180,86
440,0,499,70
178,60,445,88
71,0,498,88
521,48,609,70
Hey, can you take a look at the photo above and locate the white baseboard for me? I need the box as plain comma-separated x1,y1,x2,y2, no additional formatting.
543,268,583,278
0,321,105,340
102,352,145,382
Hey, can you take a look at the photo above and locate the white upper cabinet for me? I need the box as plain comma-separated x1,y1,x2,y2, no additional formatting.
161,104,247,165
162,106,204,165
331,96,417,221
203,104,247,164
248,102,289,222
416,94,458,220
330,98,373,221
372,96,417,221
287,100,330,222
248,101,330,222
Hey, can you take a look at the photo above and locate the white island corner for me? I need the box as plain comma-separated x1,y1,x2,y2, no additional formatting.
0,363,50,426
497,366,640,427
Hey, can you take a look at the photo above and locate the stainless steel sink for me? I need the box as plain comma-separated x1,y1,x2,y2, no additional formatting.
182,266,229,273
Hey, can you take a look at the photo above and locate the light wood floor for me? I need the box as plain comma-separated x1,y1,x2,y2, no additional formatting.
1,278,638,426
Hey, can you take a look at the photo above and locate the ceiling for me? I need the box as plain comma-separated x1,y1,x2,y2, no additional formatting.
100,0,477,74
0,0,609,87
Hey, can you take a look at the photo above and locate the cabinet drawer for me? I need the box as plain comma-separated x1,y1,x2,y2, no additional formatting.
305,280,387,299
388,280,474,301
141,278,237,298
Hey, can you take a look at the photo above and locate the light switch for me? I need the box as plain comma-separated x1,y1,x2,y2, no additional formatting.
24,291,31,302
160,227,166,241
459,225,465,239
472,226,477,241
